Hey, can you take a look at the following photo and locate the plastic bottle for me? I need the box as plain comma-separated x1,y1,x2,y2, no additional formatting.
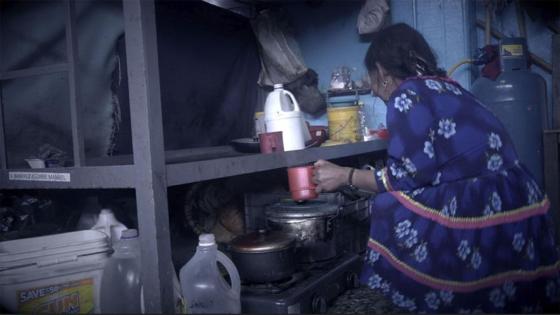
180,234,241,314
100,229,142,313
264,84,311,151
91,208,127,245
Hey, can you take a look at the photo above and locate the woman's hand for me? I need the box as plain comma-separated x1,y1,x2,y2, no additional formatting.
313,159,351,193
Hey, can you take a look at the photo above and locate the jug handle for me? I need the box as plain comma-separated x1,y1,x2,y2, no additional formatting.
282,89,301,112
217,251,241,295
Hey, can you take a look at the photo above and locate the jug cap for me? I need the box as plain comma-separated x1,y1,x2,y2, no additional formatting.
99,208,115,216
199,233,216,246
273,83,284,89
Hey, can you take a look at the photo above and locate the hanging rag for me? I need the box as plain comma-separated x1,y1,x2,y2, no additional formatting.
251,9,307,86
356,0,389,35
251,9,326,114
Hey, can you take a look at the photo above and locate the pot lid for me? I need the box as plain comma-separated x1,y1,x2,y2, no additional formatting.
265,200,338,219
229,229,295,253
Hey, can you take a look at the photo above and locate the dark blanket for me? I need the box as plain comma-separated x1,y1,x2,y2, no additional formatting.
115,1,261,154
1,0,261,165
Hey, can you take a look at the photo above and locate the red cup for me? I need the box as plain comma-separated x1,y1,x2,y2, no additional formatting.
259,131,284,154
287,165,318,201
377,128,389,140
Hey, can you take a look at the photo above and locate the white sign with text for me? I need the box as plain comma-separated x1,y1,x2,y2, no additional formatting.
9,172,71,182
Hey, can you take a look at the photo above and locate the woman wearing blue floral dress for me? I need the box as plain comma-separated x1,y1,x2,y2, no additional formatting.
313,23,560,313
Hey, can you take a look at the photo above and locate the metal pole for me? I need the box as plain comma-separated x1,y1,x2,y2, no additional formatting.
0,87,6,170
122,0,174,312
412,0,417,29
553,35,560,129
514,0,527,39
0,6,6,169
65,0,85,166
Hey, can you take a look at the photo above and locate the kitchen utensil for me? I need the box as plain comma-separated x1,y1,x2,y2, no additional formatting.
287,165,317,201
264,84,311,151
305,125,328,148
230,138,260,153
259,131,284,154
265,200,339,263
229,229,296,283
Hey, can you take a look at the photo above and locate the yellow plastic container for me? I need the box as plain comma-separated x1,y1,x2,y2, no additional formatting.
327,106,360,143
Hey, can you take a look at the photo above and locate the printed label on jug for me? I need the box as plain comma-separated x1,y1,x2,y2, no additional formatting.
17,278,94,313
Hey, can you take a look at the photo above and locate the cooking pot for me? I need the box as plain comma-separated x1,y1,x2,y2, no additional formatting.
265,200,339,263
228,229,296,283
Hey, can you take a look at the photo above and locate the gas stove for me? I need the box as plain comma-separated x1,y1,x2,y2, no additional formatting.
240,253,363,314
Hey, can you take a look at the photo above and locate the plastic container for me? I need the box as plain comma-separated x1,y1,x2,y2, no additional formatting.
327,105,361,143
0,230,111,313
180,233,241,314
91,208,127,245
254,111,266,136
264,84,311,151
287,165,318,201
100,229,142,313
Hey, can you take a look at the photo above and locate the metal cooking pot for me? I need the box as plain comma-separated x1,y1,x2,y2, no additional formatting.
265,200,339,263
229,229,296,283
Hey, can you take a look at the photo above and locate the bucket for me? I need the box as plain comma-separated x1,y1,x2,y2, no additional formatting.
0,230,111,313
327,105,360,143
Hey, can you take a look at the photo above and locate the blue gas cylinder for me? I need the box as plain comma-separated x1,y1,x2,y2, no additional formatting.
471,37,546,186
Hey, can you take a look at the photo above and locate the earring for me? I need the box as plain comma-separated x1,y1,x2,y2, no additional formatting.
382,80,388,87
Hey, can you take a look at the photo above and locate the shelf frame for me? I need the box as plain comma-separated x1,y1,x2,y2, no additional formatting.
0,165,137,189
166,140,388,186
0,1,389,312
122,0,174,312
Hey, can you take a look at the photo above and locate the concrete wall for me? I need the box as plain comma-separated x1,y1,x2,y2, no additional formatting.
391,0,477,89
283,0,476,129
283,0,556,132
284,1,386,128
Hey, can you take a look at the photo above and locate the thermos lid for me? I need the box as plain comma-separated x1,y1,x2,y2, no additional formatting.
273,83,284,89
229,229,295,253
265,200,338,219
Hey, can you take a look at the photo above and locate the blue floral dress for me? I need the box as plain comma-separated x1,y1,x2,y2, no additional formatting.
360,77,560,313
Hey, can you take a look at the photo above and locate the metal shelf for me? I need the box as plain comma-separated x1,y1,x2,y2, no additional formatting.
0,165,137,189
0,1,387,312
0,140,388,189
166,140,388,186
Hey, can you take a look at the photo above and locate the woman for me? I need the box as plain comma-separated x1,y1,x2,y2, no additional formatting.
314,23,560,313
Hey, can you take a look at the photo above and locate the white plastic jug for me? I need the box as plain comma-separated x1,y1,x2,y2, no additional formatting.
179,234,241,314
91,209,127,245
264,84,311,151
100,229,142,314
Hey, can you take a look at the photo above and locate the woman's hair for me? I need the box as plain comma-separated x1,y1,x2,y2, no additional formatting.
365,23,447,79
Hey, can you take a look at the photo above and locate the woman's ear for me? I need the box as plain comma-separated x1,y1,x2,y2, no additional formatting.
375,62,387,82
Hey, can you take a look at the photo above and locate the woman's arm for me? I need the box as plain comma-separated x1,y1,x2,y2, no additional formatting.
312,159,379,193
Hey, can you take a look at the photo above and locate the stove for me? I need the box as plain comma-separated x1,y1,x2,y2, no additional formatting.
240,253,363,314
